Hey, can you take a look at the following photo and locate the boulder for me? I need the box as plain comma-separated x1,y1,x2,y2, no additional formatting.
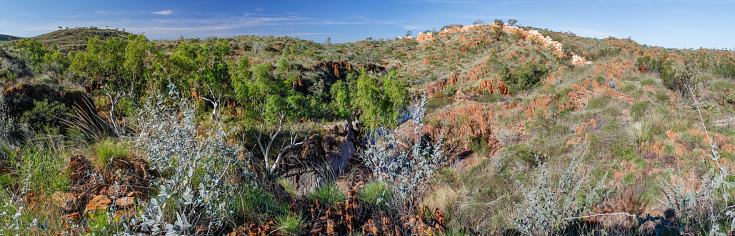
84,195,111,214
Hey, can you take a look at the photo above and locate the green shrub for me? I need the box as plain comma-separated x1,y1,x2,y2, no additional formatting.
621,82,637,94
636,55,669,74
661,61,703,97
307,182,346,206
586,95,611,110
95,138,130,167
232,186,289,223
359,181,392,210
630,101,652,121
678,132,705,150
10,141,70,195
443,84,456,97
277,214,304,236
498,113,525,126
480,93,504,103
713,60,735,79
20,99,69,134
277,178,297,196
469,135,492,156
501,61,549,94
640,78,656,87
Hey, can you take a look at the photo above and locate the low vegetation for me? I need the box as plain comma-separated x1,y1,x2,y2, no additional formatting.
1,21,735,235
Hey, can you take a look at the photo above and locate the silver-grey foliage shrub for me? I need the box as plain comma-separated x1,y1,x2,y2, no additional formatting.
363,92,445,213
661,145,735,235
659,89,735,235
512,154,607,235
129,82,254,235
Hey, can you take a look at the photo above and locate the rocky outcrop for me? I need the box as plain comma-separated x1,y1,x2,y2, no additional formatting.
55,154,156,221
397,101,501,158
3,83,94,120
415,23,591,65
425,73,459,98
282,123,357,196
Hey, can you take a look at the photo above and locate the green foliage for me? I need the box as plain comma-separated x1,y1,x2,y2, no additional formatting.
231,186,289,223
630,101,652,121
231,57,252,104
636,55,669,74
443,84,456,97
661,60,703,97
620,82,637,94
640,78,656,87
277,214,304,236
330,69,409,131
20,99,69,134
122,34,155,81
70,36,126,79
307,182,346,206
678,131,705,150
501,61,549,94
84,210,125,236
359,181,393,210
15,38,50,65
586,95,612,110
94,138,130,167
713,59,735,79
8,141,70,195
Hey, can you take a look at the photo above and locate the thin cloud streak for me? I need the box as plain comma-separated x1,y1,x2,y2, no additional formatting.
152,10,174,15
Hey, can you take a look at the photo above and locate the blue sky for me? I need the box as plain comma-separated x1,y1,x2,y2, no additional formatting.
0,0,733,49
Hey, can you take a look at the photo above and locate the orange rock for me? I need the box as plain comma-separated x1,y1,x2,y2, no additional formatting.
326,219,336,235
61,212,80,222
54,192,77,212
115,197,135,208
85,195,111,214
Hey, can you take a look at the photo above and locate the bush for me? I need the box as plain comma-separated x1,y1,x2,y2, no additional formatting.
586,95,612,110
678,132,705,150
277,214,304,236
0,139,70,234
443,84,456,97
501,61,549,94
307,182,346,206
10,140,70,195
640,78,656,87
512,154,608,235
94,138,129,167
20,99,69,134
636,55,669,74
713,60,735,79
630,101,652,121
661,61,704,97
620,82,637,94
363,92,446,214
231,186,288,224
130,82,254,235
359,181,392,210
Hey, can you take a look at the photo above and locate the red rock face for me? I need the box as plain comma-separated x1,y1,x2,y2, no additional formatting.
58,154,156,222
415,23,590,65
227,189,447,235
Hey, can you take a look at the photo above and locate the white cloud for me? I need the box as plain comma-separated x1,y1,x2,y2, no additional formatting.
152,10,174,16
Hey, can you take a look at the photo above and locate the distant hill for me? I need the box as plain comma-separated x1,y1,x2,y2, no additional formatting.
0,34,22,41
30,27,131,52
